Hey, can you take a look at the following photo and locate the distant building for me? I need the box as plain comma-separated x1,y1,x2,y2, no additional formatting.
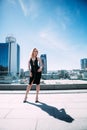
0,36,20,76
40,54,47,74
81,58,87,70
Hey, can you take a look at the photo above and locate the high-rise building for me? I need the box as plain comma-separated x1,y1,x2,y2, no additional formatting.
0,36,20,75
81,58,87,70
40,54,47,74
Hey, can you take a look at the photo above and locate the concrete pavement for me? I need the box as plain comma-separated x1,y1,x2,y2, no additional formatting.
0,90,87,130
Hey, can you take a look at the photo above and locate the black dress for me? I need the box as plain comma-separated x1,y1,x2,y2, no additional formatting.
29,57,41,85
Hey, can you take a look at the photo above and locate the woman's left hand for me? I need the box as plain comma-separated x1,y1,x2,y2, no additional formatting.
37,68,42,72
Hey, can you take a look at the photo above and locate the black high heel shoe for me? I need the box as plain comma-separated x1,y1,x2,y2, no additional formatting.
23,100,26,103
35,100,39,103
23,96,27,103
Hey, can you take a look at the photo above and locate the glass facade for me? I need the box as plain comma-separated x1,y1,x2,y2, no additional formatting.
17,44,20,74
40,54,47,74
81,58,87,70
0,43,9,75
0,41,20,76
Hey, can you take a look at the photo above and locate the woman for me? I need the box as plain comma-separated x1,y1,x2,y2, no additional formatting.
23,48,43,103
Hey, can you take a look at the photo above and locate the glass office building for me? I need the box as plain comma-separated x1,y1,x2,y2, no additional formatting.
0,43,9,75
81,58,87,70
17,44,20,74
40,54,47,74
0,36,20,76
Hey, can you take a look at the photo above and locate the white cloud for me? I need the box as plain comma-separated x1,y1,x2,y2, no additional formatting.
39,28,70,51
19,0,28,16
55,6,73,30
18,0,39,18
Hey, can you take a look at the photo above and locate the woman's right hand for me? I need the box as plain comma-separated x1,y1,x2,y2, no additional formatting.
30,72,32,77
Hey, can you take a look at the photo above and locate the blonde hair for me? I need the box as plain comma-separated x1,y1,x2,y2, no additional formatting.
30,48,38,58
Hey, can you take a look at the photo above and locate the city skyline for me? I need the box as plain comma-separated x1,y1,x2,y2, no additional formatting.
0,0,87,71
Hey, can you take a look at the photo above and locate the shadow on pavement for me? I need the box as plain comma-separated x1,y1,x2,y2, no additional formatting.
26,101,74,123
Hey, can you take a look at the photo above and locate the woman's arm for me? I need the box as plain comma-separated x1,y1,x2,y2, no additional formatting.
28,59,32,77
37,57,43,72
28,59,31,71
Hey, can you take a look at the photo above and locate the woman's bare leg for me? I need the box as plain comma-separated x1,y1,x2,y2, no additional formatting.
35,84,40,102
23,83,33,102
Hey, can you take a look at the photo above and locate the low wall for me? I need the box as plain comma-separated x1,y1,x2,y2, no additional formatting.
0,84,87,90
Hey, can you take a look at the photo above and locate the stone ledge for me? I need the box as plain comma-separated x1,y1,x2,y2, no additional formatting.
0,84,87,90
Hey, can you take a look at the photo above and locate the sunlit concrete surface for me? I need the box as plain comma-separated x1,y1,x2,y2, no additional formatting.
0,90,87,130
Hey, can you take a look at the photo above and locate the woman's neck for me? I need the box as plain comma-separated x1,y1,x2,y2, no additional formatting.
32,56,36,60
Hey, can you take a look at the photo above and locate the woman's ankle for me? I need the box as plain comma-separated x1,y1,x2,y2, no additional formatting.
35,95,38,101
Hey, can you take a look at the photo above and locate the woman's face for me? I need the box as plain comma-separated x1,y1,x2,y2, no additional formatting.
33,49,38,57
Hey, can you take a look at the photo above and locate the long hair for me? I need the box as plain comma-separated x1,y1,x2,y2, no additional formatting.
30,48,38,58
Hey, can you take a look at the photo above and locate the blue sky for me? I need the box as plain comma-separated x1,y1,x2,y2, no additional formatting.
0,0,87,71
